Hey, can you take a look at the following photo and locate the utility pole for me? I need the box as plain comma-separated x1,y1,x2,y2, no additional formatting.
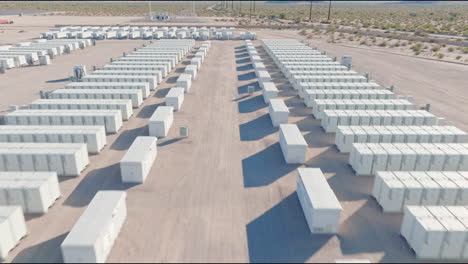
253,1,256,13
327,0,332,22
232,0,234,10
239,0,242,13
249,1,252,21
309,1,312,22
148,1,152,21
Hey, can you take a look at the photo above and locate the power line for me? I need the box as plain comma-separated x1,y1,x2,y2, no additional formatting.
327,0,332,22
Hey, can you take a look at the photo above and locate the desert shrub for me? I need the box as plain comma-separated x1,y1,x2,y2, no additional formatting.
360,39,367,45
431,46,440,52
348,36,354,41
379,40,388,47
456,55,462,60
448,47,454,52
462,47,468,54
299,29,307,36
437,53,445,59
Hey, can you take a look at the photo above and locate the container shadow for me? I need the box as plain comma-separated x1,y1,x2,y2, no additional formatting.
237,82,260,94
175,67,186,73
46,77,70,83
239,114,278,141
235,46,246,49
338,199,414,261
110,125,148,151
181,61,191,65
137,102,164,118
235,49,247,53
154,87,171,98
235,53,249,58
236,58,251,64
63,163,139,208
158,137,184,147
237,72,256,81
11,232,68,263
232,95,250,102
166,76,178,84
238,95,266,113
237,64,253,72
242,143,299,188
246,192,332,262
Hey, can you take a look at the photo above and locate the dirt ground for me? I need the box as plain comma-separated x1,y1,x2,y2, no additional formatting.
0,16,466,263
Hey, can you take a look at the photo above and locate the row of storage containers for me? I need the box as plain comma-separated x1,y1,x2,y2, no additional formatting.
297,82,382,99
29,99,133,120
373,171,468,212
311,99,414,119
0,143,89,177
64,82,150,99
303,89,396,106
0,39,91,71
321,110,437,133
264,38,468,261
4,109,123,134
0,41,196,262
43,26,245,40
0,171,61,214
336,125,467,153
50,89,143,108
0,125,106,154
401,205,468,260
349,143,468,176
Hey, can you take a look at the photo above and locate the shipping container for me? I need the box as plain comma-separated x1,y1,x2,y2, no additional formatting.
165,88,185,111
50,89,143,108
61,191,127,263
0,125,106,154
268,99,289,127
4,109,122,134
0,171,60,213
296,168,342,234
148,106,174,138
279,124,307,164
120,137,157,183
0,206,27,260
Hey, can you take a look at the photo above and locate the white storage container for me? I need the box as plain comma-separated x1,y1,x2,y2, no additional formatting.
176,74,192,93
165,88,185,111
0,126,105,154
0,143,89,177
184,65,198,80
279,124,307,164
148,106,174,138
65,82,150,99
268,99,289,127
191,57,202,70
0,206,27,260
92,70,162,85
120,137,157,183
0,172,60,213
39,55,51,65
262,82,279,103
296,168,342,234
29,99,133,121
257,71,272,85
81,74,157,91
50,89,143,108
5,109,122,134
61,191,127,263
